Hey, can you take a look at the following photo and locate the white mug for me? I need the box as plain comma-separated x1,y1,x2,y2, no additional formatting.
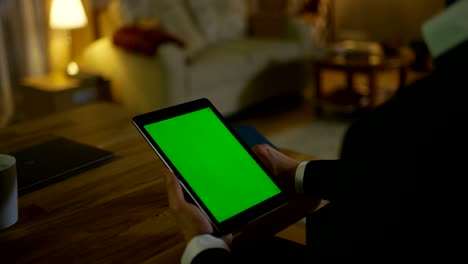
0,154,18,230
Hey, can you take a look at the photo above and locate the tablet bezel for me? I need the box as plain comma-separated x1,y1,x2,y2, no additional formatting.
132,98,287,236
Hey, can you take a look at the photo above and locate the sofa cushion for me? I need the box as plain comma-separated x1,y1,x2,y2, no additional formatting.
188,38,301,94
188,42,254,95
186,0,247,44
238,38,302,66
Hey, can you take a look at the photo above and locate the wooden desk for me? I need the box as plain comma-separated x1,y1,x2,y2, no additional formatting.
0,103,322,263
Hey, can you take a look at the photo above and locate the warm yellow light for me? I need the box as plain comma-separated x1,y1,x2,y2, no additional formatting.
66,61,80,76
50,0,88,29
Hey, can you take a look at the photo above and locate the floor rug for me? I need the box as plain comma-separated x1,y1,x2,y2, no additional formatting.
267,118,353,160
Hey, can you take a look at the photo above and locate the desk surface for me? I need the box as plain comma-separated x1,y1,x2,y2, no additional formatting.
0,103,321,263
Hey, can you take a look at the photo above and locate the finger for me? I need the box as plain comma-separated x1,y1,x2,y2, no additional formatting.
163,168,185,208
252,144,269,155
252,144,268,160
253,145,274,168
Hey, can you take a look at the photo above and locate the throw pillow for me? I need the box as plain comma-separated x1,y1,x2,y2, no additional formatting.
113,25,185,56
185,0,218,43
187,0,247,44
119,0,172,23
216,0,248,42
159,4,207,56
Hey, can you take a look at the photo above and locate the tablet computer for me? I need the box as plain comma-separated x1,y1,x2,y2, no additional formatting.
132,98,287,236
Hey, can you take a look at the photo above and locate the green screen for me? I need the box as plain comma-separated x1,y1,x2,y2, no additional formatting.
144,108,281,222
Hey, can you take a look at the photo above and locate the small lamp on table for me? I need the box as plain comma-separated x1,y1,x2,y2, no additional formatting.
49,0,88,77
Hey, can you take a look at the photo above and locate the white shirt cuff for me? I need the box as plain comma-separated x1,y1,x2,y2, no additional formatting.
295,161,310,193
181,234,230,264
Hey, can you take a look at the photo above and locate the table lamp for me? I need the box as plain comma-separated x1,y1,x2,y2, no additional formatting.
49,0,88,76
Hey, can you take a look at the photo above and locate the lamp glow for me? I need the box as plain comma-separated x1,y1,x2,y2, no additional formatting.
50,0,88,29
66,61,80,76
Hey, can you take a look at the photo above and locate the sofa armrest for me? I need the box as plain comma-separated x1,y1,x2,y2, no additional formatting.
156,44,188,106
78,38,188,113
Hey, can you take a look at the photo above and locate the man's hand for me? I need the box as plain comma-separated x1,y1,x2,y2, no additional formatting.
164,168,232,246
252,144,300,193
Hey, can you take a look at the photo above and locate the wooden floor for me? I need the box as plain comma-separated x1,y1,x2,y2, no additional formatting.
228,68,429,137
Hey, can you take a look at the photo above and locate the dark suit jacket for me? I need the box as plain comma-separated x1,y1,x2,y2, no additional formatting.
192,41,467,263
302,42,467,262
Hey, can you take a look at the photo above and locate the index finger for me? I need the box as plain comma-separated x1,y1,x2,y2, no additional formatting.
163,168,185,209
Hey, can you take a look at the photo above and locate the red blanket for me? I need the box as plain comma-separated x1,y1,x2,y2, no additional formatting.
113,26,185,56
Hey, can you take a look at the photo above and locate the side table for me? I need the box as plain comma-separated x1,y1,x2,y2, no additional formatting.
21,72,111,119
313,46,413,115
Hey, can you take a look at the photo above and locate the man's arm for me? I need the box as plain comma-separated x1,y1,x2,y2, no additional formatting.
300,159,397,202
299,82,422,203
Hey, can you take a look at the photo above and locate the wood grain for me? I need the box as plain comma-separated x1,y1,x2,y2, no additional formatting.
0,103,322,263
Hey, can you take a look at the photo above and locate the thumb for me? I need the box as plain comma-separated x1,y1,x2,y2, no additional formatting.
252,144,270,155
253,144,276,171
252,144,270,162
221,233,233,247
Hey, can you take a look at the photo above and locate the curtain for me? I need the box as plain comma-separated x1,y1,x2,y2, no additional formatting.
0,19,13,127
0,0,48,127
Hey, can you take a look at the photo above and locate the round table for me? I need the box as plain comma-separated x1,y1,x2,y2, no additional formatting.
313,48,413,115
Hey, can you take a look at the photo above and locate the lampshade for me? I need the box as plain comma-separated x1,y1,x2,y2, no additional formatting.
49,0,88,29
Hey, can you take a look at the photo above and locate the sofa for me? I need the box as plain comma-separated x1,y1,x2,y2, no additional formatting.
79,0,316,116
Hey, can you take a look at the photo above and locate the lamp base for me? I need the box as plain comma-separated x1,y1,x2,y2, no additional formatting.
49,29,72,75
